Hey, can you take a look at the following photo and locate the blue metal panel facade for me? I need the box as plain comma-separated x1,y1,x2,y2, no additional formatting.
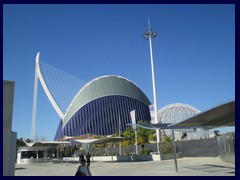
54,95,150,140
63,75,151,127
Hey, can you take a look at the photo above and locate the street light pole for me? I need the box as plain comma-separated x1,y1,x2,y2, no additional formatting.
144,18,160,155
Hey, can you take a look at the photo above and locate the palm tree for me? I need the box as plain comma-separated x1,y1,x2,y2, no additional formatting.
122,126,135,146
137,120,155,144
121,120,156,146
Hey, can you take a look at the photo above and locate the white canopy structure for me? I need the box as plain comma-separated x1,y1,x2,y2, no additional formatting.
23,140,71,147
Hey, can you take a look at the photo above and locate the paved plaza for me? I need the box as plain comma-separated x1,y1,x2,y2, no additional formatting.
15,157,235,176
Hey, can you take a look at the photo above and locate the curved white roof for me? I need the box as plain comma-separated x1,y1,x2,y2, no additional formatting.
62,75,150,126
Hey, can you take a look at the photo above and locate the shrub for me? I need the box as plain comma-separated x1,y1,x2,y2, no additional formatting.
139,148,152,155
160,142,173,154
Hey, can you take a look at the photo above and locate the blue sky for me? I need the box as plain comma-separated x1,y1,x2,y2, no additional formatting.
3,4,235,140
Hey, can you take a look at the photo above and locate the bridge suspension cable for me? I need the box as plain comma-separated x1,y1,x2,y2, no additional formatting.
32,52,87,141
40,60,87,113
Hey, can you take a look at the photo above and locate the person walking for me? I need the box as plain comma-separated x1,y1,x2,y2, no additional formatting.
75,159,92,176
85,152,92,166
79,153,84,163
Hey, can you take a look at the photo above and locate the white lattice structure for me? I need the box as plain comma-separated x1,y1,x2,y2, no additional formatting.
158,103,209,140
31,52,87,141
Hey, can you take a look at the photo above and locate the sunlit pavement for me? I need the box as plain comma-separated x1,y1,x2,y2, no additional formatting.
15,157,235,176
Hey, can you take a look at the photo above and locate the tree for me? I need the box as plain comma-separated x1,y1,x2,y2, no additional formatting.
214,130,220,137
17,138,26,147
92,135,110,148
149,132,156,142
25,138,32,143
162,135,172,142
137,120,155,144
160,135,173,154
122,126,135,146
181,132,187,140
121,120,156,146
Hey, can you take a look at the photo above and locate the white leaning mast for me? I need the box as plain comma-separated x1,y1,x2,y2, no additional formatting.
31,52,65,142
31,52,40,142
144,18,160,153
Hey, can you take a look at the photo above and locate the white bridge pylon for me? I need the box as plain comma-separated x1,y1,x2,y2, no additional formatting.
35,52,65,118
31,52,64,142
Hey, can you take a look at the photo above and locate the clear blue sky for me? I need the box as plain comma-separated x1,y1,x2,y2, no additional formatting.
3,4,235,140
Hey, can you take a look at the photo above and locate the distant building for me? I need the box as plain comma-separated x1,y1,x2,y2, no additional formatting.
158,103,209,140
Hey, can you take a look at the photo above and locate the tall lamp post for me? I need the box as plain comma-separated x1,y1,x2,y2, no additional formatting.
144,18,160,154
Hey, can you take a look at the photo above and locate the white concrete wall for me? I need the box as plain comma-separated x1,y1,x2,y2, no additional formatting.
3,81,17,176
63,155,162,162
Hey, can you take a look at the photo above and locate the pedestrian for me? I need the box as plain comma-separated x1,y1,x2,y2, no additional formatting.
75,159,92,176
79,153,84,163
85,152,92,166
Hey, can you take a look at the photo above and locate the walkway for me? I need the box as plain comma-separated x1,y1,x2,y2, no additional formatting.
15,157,235,176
